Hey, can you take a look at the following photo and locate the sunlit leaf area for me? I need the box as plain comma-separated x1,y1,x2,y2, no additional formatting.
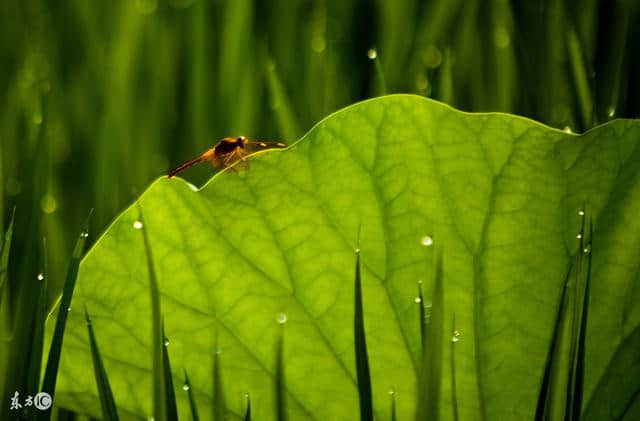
1,1,639,420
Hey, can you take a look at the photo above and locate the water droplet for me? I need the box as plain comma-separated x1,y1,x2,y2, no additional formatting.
388,389,395,395
578,210,585,216
67,307,72,312
133,220,143,230
414,296,422,303
244,392,250,399
367,48,377,60
37,273,44,281
40,194,57,214
608,107,616,118
452,330,461,343
583,246,590,254
276,312,288,324
164,339,170,347
182,383,190,391
417,279,423,284
421,235,433,246
355,247,361,253
81,231,89,238
576,234,582,239
563,126,573,133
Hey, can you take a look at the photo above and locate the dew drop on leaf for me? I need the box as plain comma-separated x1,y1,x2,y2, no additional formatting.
421,235,433,246
276,312,288,324
37,273,44,281
133,220,143,230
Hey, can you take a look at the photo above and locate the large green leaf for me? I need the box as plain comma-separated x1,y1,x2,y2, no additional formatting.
47,95,640,420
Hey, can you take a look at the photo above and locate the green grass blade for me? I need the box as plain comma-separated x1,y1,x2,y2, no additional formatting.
38,212,91,420
85,307,119,421
0,207,15,310
265,59,302,143
162,321,178,421
571,219,593,421
418,280,426,349
534,263,573,421
213,338,226,421
390,390,396,421
416,249,444,421
244,394,251,421
25,240,48,421
275,323,287,421
183,370,200,421
567,26,594,129
450,313,459,421
565,209,588,419
136,203,166,421
354,249,373,421
439,48,454,104
367,48,388,96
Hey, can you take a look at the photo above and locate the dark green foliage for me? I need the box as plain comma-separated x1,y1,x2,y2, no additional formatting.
416,250,444,421
137,204,166,421
353,249,373,421
535,212,594,421
162,322,178,421
85,307,119,421
213,340,227,421
183,370,200,421
275,325,287,421
244,395,251,421
0,207,14,308
38,215,90,420
450,314,459,421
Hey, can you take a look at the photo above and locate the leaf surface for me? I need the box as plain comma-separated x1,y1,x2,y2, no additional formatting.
47,95,640,420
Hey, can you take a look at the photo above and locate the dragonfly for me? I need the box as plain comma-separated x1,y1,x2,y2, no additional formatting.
168,136,286,178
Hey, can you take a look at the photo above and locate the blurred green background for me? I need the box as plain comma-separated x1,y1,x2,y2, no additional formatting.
1,0,639,306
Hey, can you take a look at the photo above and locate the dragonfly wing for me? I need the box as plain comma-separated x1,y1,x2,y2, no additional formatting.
243,141,287,154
